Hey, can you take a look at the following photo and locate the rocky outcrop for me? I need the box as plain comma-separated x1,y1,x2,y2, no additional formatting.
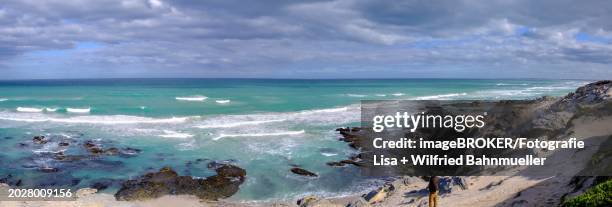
327,127,367,168
326,159,364,167
32,136,48,144
291,167,318,177
114,164,246,201
363,183,395,204
558,80,611,107
297,195,341,207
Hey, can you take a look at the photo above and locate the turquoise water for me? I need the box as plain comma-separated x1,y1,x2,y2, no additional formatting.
0,79,589,201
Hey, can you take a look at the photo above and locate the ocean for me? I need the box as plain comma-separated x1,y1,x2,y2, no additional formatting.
0,79,590,201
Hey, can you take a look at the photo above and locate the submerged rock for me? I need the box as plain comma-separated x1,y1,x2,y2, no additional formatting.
114,164,246,201
39,167,59,173
290,167,318,177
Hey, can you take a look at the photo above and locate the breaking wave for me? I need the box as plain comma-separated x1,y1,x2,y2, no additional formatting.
16,107,43,113
413,93,468,100
346,94,367,98
496,83,529,86
176,95,208,101
0,113,191,125
159,130,194,138
196,119,286,129
66,107,91,113
45,107,59,112
212,130,305,141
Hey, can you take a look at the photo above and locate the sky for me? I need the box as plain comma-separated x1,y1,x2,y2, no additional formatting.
0,0,611,79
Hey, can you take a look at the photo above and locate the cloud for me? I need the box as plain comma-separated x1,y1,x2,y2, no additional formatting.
0,0,611,79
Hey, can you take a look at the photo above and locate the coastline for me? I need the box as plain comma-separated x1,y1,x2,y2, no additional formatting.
1,80,611,207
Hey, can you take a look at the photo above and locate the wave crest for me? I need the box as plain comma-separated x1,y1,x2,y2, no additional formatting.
16,107,43,113
66,107,91,113
196,119,285,129
212,130,305,141
176,95,208,101
414,93,467,100
0,113,191,125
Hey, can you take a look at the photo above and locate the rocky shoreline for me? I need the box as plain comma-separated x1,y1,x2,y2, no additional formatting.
0,80,611,207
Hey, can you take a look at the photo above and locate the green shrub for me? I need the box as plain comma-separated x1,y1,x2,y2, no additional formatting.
563,179,612,207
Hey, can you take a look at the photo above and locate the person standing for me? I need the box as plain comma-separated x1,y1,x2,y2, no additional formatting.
428,176,440,207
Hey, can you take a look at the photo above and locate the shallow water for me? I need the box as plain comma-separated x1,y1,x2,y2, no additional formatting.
0,79,589,201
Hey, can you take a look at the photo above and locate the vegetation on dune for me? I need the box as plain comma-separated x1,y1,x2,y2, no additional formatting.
563,179,612,207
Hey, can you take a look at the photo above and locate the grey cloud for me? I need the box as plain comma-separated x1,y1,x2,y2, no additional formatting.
0,0,611,78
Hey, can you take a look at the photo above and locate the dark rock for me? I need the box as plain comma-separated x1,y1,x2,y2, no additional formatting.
326,161,346,167
39,167,59,173
33,136,47,144
335,127,350,132
91,181,111,190
114,164,246,201
290,167,318,177
340,159,363,166
88,147,104,154
53,152,86,162
83,140,96,148
216,165,247,178
58,142,70,147
105,147,120,156
207,160,236,169
0,174,13,183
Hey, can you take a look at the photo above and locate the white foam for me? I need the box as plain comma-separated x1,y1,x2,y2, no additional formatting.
16,107,43,113
215,99,231,104
299,107,348,114
375,94,387,97
213,130,305,141
67,107,91,113
414,93,467,100
346,94,367,97
159,130,194,138
195,106,358,131
0,98,7,102
391,93,405,96
196,119,286,129
177,140,197,150
45,108,59,112
139,106,147,110
321,152,338,157
0,113,191,125
473,81,588,99
496,83,529,86
176,95,208,101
